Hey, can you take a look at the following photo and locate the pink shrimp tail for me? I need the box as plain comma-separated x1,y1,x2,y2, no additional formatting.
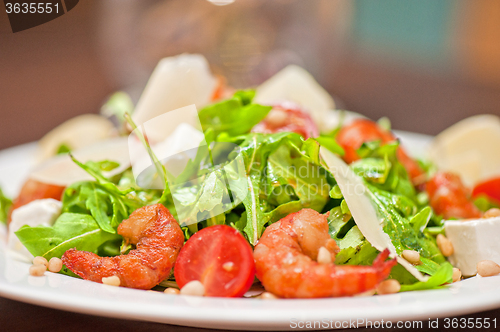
373,249,397,282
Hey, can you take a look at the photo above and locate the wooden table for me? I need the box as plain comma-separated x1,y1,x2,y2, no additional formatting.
1,294,500,331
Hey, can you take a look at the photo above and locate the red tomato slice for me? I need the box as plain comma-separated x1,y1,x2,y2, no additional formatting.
473,177,500,205
336,119,394,164
174,225,255,297
8,179,66,223
426,172,482,219
336,119,424,183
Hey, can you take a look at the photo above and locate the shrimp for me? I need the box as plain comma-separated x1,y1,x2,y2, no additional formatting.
62,204,184,289
253,209,396,298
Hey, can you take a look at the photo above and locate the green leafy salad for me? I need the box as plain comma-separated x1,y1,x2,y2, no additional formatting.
11,89,452,291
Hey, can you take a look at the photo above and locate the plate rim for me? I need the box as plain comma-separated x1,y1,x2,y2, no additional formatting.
2,134,500,331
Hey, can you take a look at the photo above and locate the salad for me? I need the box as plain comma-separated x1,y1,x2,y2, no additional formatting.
2,54,500,299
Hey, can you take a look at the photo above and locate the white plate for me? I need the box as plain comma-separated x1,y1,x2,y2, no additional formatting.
1,134,500,331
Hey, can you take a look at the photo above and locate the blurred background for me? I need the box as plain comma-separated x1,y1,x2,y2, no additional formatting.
1,0,500,149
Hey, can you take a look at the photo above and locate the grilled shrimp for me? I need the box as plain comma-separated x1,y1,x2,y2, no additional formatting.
254,209,396,298
62,204,184,289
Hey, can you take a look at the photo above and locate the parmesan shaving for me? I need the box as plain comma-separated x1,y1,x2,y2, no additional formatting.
320,147,428,282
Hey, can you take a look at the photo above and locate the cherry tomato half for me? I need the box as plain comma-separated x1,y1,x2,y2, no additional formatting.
174,225,255,297
336,119,424,183
426,172,482,220
472,177,500,205
252,101,319,139
8,178,65,223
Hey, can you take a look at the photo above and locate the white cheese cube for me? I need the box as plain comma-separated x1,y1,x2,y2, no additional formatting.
445,217,500,277
8,198,62,262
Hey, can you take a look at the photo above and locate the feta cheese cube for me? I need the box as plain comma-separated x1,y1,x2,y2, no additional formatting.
445,217,500,277
8,198,62,262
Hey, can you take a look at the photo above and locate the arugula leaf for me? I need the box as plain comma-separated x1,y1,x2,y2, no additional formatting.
388,263,419,285
15,213,121,259
343,241,379,266
101,91,134,126
116,170,163,205
70,156,121,189
232,89,256,105
232,132,331,244
62,158,142,233
415,257,442,275
124,113,171,205
242,170,265,244
409,206,432,233
66,151,158,234
315,136,345,156
267,145,330,211
240,173,304,244
0,187,12,224
199,91,271,137
205,211,226,227
340,137,445,276
336,226,364,250
98,238,123,257
424,226,445,236
62,180,143,234
355,140,417,202
197,172,225,212
371,187,416,218
351,157,391,184
329,185,343,199
474,194,500,212
399,262,453,292
171,169,229,226
232,133,296,243
81,183,116,233
366,184,446,274
328,205,377,266
300,138,322,164
56,143,72,155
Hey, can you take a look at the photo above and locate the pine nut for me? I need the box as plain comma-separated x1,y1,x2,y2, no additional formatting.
29,264,46,277
477,260,500,277
164,288,180,295
452,268,462,282
354,289,376,297
260,292,278,300
33,256,48,269
376,279,400,295
317,246,332,264
222,262,234,272
484,208,500,218
180,280,205,296
102,276,121,286
48,257,63,273
436,234,454,257
402,250,420,265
